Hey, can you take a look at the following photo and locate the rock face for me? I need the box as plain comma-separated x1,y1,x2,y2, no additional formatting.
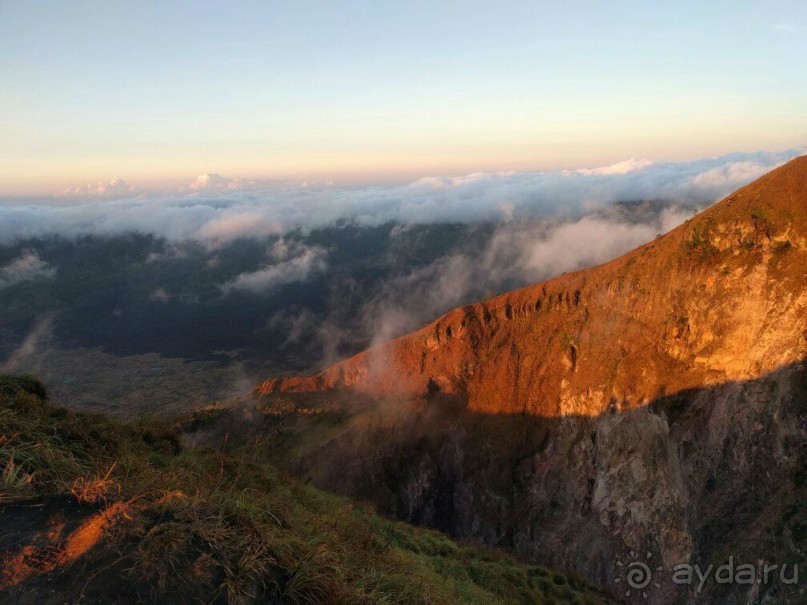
253,157,807,604
259,157,807,419
251,362,803,605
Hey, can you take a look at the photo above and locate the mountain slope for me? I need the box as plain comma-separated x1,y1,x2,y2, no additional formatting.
258,155,807,417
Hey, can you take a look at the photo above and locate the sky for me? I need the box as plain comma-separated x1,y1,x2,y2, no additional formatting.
1,0,806,195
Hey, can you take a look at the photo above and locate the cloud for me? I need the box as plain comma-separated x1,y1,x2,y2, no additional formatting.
0,249,55,289
149,287,171,302
59,177,140,198
0,148,803,245
187,173,287,193
195,211,281,244
146,244,189,263
486,208,689,280
684,160,774,197
576,158,654,176
266,308,320,345
189,173,236,191
220,240,327,293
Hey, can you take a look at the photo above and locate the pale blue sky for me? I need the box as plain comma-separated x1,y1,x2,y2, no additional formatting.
1,0,805,193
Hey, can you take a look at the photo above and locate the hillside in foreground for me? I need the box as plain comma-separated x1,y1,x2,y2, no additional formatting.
0,374,616,605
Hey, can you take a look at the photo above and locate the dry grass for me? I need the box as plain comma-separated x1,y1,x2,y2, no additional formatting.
70,461,119,504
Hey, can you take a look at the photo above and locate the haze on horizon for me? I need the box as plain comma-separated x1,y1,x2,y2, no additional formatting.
1,0,806,195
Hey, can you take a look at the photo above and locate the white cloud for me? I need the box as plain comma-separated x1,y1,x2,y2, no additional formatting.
186,173,287,193
576,158,654,176
189,173,235,191
354,206,692,345
59,177,139,198
685,160,773,195
0,249,55,289
195,211,281,244
0,313,55,372
488,208,690,280
220,241,327,293
146,244,189,263
268,237,300,262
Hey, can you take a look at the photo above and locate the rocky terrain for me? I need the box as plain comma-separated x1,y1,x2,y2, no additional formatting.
241,157,807,603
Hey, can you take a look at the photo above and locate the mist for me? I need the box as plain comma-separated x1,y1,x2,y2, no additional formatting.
0,313,56,374
0,250,55,290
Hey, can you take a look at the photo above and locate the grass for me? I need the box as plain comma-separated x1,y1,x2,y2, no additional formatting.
0,374,615,604
684,219,719,260
0,374,48,400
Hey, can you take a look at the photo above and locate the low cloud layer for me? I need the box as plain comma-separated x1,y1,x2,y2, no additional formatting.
575,158,655,176
0,249,55,289
1,149,802,245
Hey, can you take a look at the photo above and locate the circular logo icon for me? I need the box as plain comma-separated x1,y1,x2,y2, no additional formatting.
626,561,653,589
615,550,663,599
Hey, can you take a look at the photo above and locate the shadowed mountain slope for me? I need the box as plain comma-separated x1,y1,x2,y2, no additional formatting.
259,155,807,417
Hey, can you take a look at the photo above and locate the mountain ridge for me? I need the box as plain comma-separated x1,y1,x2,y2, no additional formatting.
258,155,807,416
